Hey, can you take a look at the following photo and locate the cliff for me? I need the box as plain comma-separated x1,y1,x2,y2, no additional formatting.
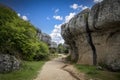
41,33,51,45
61,0,120,71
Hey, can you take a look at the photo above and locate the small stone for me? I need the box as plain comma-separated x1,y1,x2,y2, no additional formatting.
96,66,103,70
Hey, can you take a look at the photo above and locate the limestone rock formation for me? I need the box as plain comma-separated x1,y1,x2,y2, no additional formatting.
61,9,91,62
88,0,120,71
88,0,120,30
50,42,57,49
37,28,42,40
0,54,20,73
41,33,51,45
61,0,120,71
37,29,52,46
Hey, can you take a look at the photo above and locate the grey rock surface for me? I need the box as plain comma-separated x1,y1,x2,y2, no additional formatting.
61,0,120,71
0,54,20,73
50,42,57,48
37,28,42,40
88,0,120,30
41,33,51,45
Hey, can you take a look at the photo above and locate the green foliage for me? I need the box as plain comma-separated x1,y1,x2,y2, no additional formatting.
0,5,18,25
49,53,59,59
0,61,45,80
75,64,98,75
0,4,49,61
39,42,49,53
50,48,56,54
57,44,68,53
98,62,108,69
34,42,49,61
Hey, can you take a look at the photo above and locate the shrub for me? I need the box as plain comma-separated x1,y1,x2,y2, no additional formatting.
33,42,49,61
0,5,50,61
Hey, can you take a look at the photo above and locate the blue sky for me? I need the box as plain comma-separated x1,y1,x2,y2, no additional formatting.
0,0,103,44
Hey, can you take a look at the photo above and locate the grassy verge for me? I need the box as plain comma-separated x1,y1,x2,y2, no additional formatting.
0,61,45,80
74,64,120,80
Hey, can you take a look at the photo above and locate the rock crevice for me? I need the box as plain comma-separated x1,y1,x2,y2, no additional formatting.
61,0,120,71
85,13,97,65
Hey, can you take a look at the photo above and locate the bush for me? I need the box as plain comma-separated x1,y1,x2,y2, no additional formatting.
50,48,56,54
33,42,49,61
0,5,50,61
57,44,69,54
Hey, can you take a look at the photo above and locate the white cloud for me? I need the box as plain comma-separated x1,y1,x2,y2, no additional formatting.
50,24,64,44
46,17,50,20
50,12,77,44
17,13,28,21
93,0,103,3
55,9,59,13
50,12,76,44
50,4,89,44
22,16,28,21
70,3,79,10
65,12,76,23
17,13,21,17
51,4,88,44
79,5,88,10
53,15,63,21
70,3,89,10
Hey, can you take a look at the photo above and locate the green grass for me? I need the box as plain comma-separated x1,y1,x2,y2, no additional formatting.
75,64,98,75
0,61,45,80
74,64,120,80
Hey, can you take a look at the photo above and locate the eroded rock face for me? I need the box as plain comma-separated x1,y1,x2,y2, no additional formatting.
41,33,51,45
37,28,42,40
61,9,91,62
0,54,20,73
50,42,57,48
61,0,120,71
37,30,52,46
88,0,120,30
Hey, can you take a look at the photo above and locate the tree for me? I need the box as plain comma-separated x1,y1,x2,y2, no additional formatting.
57,44,69,54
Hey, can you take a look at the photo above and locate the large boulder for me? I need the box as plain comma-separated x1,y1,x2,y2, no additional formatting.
61,9,92,62
61,0,120,71
88,0,120,71
88,0,120,30
0,54,20,73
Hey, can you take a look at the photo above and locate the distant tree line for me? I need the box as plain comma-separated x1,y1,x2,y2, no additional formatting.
57,44,69,54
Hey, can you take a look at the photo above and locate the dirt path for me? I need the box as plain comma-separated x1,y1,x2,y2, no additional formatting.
34,57,78,80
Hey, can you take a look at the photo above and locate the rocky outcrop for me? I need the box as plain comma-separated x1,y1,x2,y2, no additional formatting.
37,28,42,40
61,0,120,71
37,29,52,46
50,42,57,48
61,9,92,63
41,33,51,45
0,54,20,73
